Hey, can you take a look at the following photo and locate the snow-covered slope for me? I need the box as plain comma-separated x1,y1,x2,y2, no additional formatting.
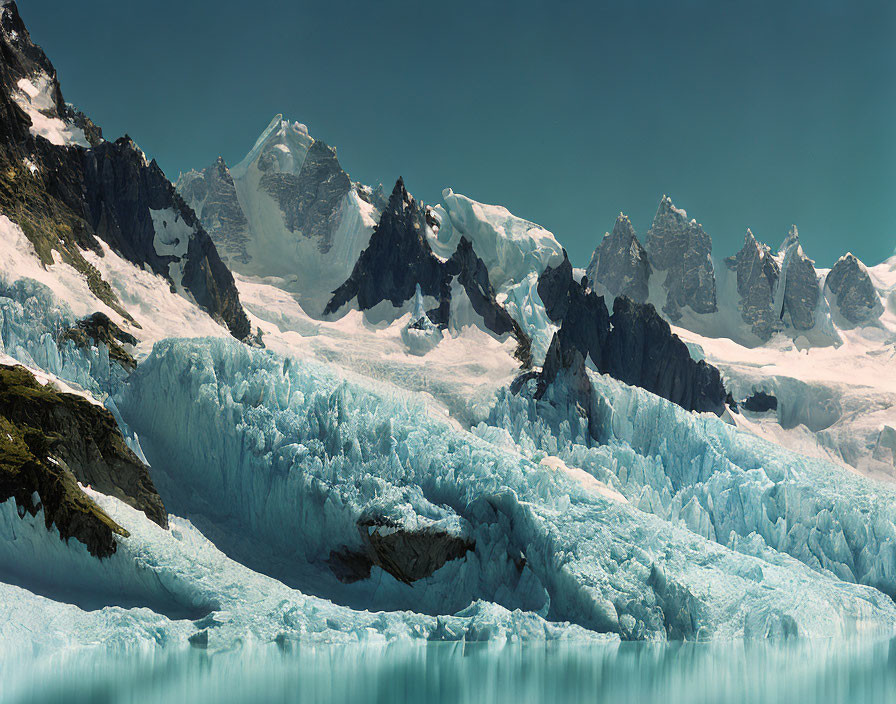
429,188,565,291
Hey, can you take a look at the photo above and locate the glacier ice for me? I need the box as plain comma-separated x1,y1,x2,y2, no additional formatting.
107,336,896,641
429,189,565,291
483,366,896,600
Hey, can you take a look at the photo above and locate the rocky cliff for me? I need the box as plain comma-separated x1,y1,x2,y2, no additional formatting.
0,363,166,557
585,213,651,302
645,196,717,319
326,178,531,364
538,254,728,415
777,226,820,331
0,1,250,340
825,253,883,326
724,229,781,341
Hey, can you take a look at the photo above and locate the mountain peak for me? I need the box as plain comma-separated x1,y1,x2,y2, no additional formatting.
231,114,314,178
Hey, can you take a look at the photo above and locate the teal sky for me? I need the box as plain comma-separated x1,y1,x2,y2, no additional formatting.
24,0,896,268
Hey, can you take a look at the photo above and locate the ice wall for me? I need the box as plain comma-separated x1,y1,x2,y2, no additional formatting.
113,337,896,640
0,278,128,397
483,368,896,599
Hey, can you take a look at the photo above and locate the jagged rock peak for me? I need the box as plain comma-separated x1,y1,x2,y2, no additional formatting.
232,113,313,178
537,254,728,415
176,155,252,266
779,224,800,253
645,195,717,319
586,212,650,303
725,228,781,341
325,178,531,363
825,252,883,326
324,176,440,316
776,226,820,331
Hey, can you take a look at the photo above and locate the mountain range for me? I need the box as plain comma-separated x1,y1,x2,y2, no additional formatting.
1,0,896,657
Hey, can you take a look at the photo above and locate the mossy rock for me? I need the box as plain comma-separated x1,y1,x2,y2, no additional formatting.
0,364,168,558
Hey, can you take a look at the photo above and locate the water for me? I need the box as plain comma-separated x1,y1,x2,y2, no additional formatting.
4,638,896,704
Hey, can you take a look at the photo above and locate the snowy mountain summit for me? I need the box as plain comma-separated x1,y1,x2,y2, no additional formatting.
2,0,896,665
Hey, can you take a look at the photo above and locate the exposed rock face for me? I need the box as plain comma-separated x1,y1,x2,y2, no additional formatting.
326,178,443,314
586,213,650,302
325,178,531,365
0,364,167,557
777,227,820,331
537,254,728,415
176,157,251,266
724,229,781,341
0,1,250,341
537,254,610,369
517,329,601,441
258,139,351,254
328,516,474,585
445,236,528,344
61,311,137,370
825,253,883,326
645,196,717,319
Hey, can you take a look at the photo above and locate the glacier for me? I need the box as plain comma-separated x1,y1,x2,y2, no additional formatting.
99,336,896,641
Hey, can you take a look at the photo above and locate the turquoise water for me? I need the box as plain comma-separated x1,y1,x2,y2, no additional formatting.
4,638,896,704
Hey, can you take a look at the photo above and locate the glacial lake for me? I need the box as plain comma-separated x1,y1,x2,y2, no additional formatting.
4,637,896,704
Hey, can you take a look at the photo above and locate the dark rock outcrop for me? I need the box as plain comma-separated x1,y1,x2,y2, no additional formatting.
645,196,717,319
778,227,820,331
176,157,252,266
724,229,781,341
536,254,728,415
586,213,651,302
741,391,778,413
325,178,443,315
0,1,250,341
824,253,882,326
0,364,167,557
328,516,474,585
325,178,531,365
60,311,137,370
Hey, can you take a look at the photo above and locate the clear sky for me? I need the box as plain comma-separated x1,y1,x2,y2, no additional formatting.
24,0,896,268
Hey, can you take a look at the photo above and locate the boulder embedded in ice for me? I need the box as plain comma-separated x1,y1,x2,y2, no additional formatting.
328,514,475,585
60,311,137,370
585,213,651,303
824,253,883,326
645,196,717,319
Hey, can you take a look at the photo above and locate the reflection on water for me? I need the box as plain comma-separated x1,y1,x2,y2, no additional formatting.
4,637,896,704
